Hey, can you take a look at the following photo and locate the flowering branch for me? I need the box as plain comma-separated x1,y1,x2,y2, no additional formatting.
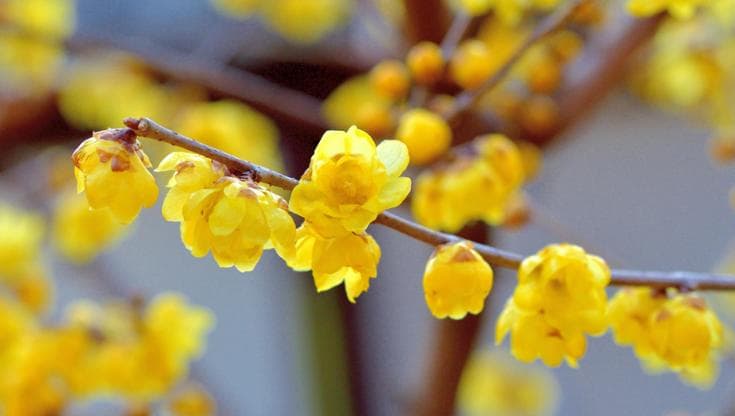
445,0,587,122
123,117,735,291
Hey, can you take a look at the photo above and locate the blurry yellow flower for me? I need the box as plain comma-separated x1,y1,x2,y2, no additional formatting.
396,108,452,165
456,0,493,15
422,241,493,319
627,0,706,19
1,0,76,39
158,152,296,271
168,384,216,416
412,134,525,232
458,348,559,416
322,75,395,137
406,41,445,85
450,39,495,90
8,268,53,314
0,33,64,93
175,100,283,172
496,244,610,367
53,191,128,264
290,126,410,237
259,0,353,43
210,0,261,17
0,204,44,278
370,59,411,100
289,222,380,303
607,288,668,359
492,0,561,25
72,129,159,224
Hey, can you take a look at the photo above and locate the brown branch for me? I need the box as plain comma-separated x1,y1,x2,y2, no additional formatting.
122,117,735,291
402,0,452,43
445,0,587,122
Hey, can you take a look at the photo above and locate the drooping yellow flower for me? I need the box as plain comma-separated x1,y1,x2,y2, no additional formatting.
175,100,284,172
406,41,445,85
322,75,395,138
412,134,526,232
627,0,706,19
458,349,559,416
157,152,296,271
52,191,128,264
0,204,44,277
422,241,493,319
290,126,411,237
72,129,159,224
288,222,380,303
258,0,354,43
370,59,411,101
395,108,452,165
607,287,668,359
496,244,610,367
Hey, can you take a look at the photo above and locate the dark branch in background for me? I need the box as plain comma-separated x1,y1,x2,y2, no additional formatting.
402,0,451,43
67,33,328,130
123,117,735,292
440,12,473,57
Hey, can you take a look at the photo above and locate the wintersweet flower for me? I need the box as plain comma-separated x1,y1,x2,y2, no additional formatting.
322,76,395,137
627,0,706,19
450,39,495,90
396,109,452,165
72,129,158,224
422,241,494,319
288,222,380,303
406,41,445,85
0,204,44,277
369,60,411,100
157,152,296,271
496,244,610,367
289,126,411,237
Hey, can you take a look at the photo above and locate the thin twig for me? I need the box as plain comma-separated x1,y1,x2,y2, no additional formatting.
445,0,587,122
440,12,472,58
122,117,735,291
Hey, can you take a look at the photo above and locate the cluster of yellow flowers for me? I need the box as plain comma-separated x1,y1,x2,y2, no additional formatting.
458,348,559,416
210,0,354,43
608,288,724,388
0,0,75,94
496,244,610,367
413,134,527,232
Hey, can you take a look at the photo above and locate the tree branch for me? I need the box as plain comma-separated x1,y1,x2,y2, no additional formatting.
122,117,735,291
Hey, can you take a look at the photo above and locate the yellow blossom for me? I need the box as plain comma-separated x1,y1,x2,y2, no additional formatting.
168,384,216,416
450,39,495,90
289,222,380,303
0,204,44,277
258,0,353,43
456,0,493,16
496,244,610,367
395,108,452,165
1,0,76,39
52,191,128,263
290,126,411,236
175,100,284,172
0,33,64,93
6,268,53,314
157,152,296,271
72,129,159,224
370,59,410,100
406,41,445,85
422,241,493,319
607,287,668,359
322,76,395,137
458,349,559,416
627,0,706,19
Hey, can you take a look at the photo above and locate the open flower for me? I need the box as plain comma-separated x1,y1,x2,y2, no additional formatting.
290,126,410,237
288,222,380,303
422,241,494,319
72,129,158,224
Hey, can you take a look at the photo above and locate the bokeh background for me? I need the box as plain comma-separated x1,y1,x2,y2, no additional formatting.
1,0,734,415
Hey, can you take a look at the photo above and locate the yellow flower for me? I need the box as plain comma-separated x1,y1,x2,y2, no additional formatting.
450,39,495,90
396,108,452,165
456,0,493,16
52,191,128,263
496,244,610,367
168,384,216,416
422,241,493,319
72,129,159,224
458,349,559,416
607,287,668,358
210,0,261,17
289,223,380,303
370,59,411,100
412,134,526,232
259,0,353,43
157,152,296,271
290,126,411,237
0,204,44,277
627,0,706,19
175,100,284,172
6,267,53,314
406,41,445,85
2,0,76,39
0,33,64,93
322,76,395,137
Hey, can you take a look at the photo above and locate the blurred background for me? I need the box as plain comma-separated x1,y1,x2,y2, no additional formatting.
1,0,734,415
